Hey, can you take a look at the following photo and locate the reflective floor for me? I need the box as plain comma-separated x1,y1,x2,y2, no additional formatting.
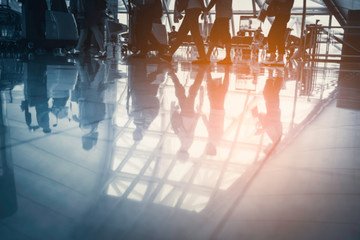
0,51,341,239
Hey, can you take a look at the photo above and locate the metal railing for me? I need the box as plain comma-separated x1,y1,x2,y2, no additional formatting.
300,25,360,62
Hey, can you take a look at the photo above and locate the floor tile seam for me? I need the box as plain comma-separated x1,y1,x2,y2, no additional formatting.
266,95,338,166
304,123,360,130
11,140,102,175
243,192,360,198
205,95,338,239
255,165,360,176
275,146,360,153
3,125,81,150
15,192,79,222
215,218,360,226
13,164,91,197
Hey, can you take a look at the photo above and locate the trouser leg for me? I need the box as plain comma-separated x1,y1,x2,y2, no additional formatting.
170,13,191,55
188,9,205,58
90,25,105,51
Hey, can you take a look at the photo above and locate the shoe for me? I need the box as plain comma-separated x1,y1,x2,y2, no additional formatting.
217,58,232,65
159,53,172,62
192,58,210,64
94,50,106,59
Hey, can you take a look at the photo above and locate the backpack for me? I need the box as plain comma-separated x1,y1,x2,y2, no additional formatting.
175,0,189,13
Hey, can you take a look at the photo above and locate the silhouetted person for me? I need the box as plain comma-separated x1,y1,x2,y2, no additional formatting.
204,0,233,64
203,66,229,155
71,0,106,57
168,26,178,45
263,0,294,65
161,0,207,64
70,0,105,52
131,0,163,58
170,66,206,160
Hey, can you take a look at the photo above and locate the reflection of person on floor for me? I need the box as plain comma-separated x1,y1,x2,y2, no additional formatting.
203,66,229,155
73,55,107,150
21,62,51,133
169,66,206,160
127,61,166,141
253,68,283,148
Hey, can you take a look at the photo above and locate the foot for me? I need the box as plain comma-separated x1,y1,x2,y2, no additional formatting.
217,58,232,65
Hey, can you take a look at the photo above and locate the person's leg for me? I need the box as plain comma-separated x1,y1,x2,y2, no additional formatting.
169,11,191,55
219,18,232,63
188,9,206,59
83,30,93,51
225,43,231,59
90,25,105,52
75,28,89,51
265,17,281,62
136,9,153,56
206,43,215,60
275,15,290,63
206,18,219,61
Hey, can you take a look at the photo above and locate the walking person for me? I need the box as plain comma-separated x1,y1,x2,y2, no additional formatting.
131,0,163,58
161,0,208,64
262,0,294,65
70,0,106,58
204,0,233,64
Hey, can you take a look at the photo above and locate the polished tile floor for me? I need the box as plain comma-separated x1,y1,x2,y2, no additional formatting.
0,50,350,239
